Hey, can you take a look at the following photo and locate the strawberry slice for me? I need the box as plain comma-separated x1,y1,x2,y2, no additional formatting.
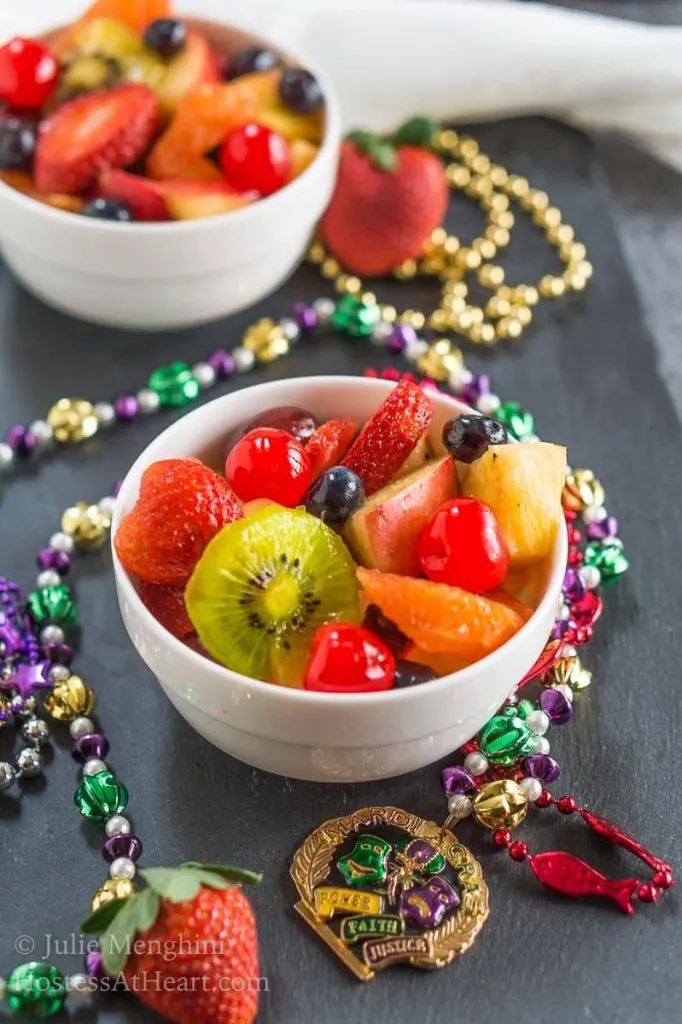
307,418,358,478
138,581,194,639
97,169,169,221
35,84,161,195
343,380,433,495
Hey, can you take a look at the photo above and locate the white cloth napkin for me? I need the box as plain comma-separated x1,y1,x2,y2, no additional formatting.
5,0,682,171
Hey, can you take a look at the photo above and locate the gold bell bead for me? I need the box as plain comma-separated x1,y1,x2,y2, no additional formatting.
47,398,99,444
446,164,471,189
393,259,418,280
61,502,110,550
472,238,497,261
496,317,523,340
570,468,605,509
243,319,289,363
473,779,528,831
509,304,533,327
489,209,515,230
547,655,593,695
43,675,96,723
539,275,566,298
511,285,539,307
485,226,510,249
478,264,505,289
418,348,460,381
562,473,584,513
469,323,497,346
91,877,136,912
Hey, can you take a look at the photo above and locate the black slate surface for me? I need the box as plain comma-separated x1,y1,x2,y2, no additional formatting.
0,118,680,1024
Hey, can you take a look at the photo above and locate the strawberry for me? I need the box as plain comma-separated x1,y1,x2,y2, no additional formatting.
319,123,447,276
342,379,433,494
81,862,261,1024
35,84,161,195
138,581,194,638
97,169,170,222
114,458,243,585
306,418,358,478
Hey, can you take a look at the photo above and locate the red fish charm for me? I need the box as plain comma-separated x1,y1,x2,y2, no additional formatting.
529,851,638,914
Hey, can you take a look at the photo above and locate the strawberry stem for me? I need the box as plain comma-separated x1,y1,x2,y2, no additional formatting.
346,129,397,172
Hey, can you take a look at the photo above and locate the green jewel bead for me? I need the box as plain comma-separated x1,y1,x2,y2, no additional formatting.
479,705,536,765
331,295,381,337
584,538,629,586
27,584,77,627
6,963,66,1018
148,361,200,407
75,770,128,823
496,401,535,441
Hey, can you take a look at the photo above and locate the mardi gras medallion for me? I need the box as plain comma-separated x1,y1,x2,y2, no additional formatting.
290,806,488,981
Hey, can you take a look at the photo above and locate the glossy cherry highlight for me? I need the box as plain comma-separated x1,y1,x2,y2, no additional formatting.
0,38,59,110
303,624,396,693
219,122,291,196
417,497,509,593
225,427,312,507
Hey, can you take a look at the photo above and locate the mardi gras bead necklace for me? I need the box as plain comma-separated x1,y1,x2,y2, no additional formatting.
0,134,673,1014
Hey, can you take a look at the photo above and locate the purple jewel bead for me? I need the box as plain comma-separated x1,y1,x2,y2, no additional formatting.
387,324,417,353
114,395,139,422
6,425,37,456
36,548,72,575
85,949,106,983
539,688,574,725
293,302,317,331
442,766,477,797
207,349,235,378
72,732,110,763
524,753,561,783
463,373,490,406
102,833,143,864
0,708,11,722
42,642,74,666
562,568,586,602
586,515,619,542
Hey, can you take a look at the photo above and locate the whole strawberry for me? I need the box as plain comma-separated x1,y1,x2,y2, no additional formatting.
320,118,448,276
115,458,243,585
82,863,262,1024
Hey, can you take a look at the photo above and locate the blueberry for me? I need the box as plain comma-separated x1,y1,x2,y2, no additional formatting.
278,68,323,113
305,467,364,525
394,659,438,688
228,47,281,80
0,116,36,171
442,414,508,464
363,605,408,654
143,18,188,58
82,198,133,222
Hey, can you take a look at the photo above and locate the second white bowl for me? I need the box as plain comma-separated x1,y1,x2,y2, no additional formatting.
113,376,567,782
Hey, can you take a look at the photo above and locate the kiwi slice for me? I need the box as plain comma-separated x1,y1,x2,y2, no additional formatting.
185,505,362,686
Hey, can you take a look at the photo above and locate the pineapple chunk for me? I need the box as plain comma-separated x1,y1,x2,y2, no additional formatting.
463,442,566,564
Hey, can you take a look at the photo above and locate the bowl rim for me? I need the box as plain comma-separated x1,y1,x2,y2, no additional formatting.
112,375,568,709
0,17,342,234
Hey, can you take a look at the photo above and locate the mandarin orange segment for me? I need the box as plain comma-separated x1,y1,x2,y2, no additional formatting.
146,82,258,180
357,568,525,659
161,156,226,182
402,644,474,677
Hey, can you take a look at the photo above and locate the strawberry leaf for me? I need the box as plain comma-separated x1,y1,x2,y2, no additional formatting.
181,862,263,887
138,867,201,903
80,898,130,934
346,129,397,172
392,116,439,149
99,891,154,977
136,888,161,932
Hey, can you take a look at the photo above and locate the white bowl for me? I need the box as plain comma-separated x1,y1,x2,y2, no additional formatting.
113,376,567,782
0,21,341,331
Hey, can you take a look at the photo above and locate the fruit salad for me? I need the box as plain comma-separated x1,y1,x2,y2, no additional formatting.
0,0,324,221
115,381,567,693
